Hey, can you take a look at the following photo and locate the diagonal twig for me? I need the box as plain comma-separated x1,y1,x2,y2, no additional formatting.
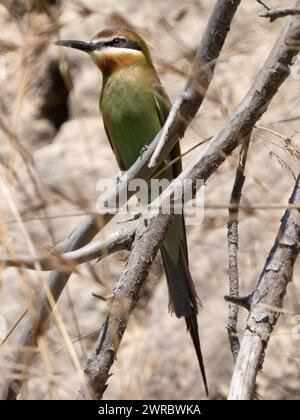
257,0,300,22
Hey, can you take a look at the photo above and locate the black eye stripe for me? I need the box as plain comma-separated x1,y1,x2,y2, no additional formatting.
104,37,126,47
102,38,142,51
124,40,142,51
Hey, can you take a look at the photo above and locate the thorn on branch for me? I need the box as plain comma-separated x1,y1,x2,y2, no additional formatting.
225,295,252,311
92,293,113,302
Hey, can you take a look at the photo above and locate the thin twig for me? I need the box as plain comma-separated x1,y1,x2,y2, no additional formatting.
228,174,300,400
226,138,250,362
0,227,136,271
257,0,300,22
257,0,271,11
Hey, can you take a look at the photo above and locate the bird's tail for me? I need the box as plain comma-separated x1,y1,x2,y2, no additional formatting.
185,314,209,398
161,220,208,397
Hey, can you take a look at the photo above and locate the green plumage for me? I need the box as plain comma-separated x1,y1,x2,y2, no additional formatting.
101,64,183,265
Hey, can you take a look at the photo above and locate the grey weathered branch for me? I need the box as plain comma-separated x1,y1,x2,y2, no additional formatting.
228,174,300,400
0,227,135,271
0,0,242,400
83,9,300,399
257,1,300,22
84,213,175,399
227,140,250,362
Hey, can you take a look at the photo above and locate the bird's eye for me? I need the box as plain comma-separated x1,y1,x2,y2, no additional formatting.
111,37,125,46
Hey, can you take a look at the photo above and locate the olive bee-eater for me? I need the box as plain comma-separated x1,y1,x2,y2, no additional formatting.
55,28,208,396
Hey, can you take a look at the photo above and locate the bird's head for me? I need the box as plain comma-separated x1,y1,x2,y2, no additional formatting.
55,28,153,74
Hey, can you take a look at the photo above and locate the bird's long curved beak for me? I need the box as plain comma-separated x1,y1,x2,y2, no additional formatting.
54,40,101,53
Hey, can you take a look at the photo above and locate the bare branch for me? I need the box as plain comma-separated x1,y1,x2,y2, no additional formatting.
227,139,250,362
84,213,174,399
0,0,242,400
228,174,300,400
257,0,300,22
82,9,300,399
0,227,135,271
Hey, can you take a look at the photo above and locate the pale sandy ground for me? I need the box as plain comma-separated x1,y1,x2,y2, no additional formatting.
0,0,299,400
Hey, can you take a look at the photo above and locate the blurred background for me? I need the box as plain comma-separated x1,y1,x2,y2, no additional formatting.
0,0,299,400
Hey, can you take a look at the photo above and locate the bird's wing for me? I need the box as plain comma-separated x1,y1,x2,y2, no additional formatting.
152,82,171,125
103,123,126,171
153,81,208,396
152,82,182,176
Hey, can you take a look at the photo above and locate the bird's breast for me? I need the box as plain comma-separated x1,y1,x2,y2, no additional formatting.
100,73,162,169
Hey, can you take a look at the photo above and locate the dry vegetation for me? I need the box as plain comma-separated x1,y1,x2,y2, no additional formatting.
0,0,299,400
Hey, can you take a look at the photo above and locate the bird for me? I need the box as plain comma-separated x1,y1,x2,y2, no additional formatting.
55,28,208,396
